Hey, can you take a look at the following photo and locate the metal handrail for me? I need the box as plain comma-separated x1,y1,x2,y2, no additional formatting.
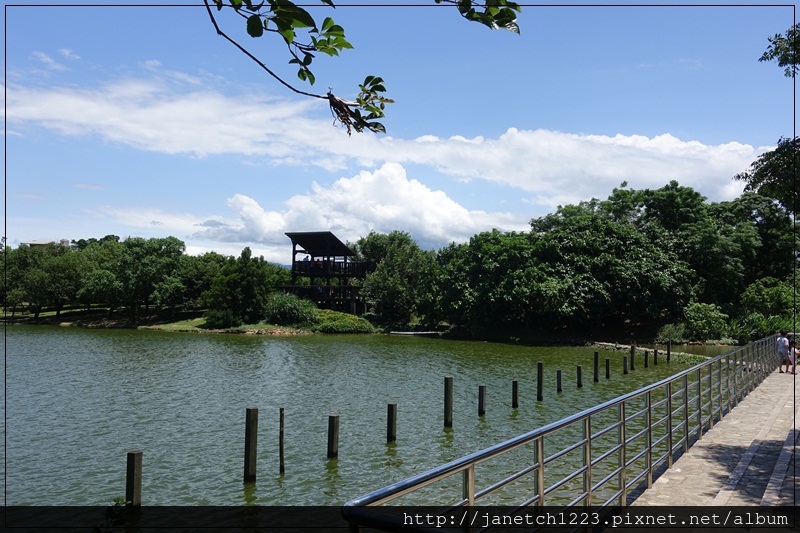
343,336,778,530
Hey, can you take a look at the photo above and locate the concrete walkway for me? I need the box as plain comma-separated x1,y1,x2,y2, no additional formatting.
630,368,797,507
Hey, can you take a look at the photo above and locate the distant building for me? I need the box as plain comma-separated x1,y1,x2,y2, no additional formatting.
20,239,70,248
283,231,375,314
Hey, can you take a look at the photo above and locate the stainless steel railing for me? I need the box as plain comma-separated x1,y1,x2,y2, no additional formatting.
342,336,779,530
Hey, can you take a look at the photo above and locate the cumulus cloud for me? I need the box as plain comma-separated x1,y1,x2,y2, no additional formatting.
192,163,528,251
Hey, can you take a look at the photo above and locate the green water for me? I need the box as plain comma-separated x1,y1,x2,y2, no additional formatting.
6,326,694,506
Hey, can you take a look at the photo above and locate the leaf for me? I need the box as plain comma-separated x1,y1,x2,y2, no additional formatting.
321,16,335,32
246,14,264,37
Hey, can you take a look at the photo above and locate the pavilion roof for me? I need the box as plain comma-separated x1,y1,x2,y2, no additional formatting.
285,231,355,258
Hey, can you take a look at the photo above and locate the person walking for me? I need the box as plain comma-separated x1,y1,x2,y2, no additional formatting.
777,330,791,373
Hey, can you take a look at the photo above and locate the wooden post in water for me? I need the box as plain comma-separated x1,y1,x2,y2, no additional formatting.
279,408,285,475
654,348,658,366
512,380,519,409
594,352,599,383
667,341,671,362
444,376,454,428
327,415,339,458
623,356,628,375
577,365,583,388
630,345,636,371
557,370,563,393
126,450,142,507
478,386,486,417
387,404,397,443
605,358,611,379
644,350,649,368
537,362,543,401
244,407,258,483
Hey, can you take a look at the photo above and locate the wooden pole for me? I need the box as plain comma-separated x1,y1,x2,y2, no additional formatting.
630,345,636,371
387,403,397,443
667,341,671,362
126,450,142,507
444,376,453,428
244,407,258,483
654,348,658,365
478,386,486,416
605,358,611,379
623,356,628,375
593,352,599,382
512,380,519,409
577,365,583,388
557,370,563,393
327,415,339,458
537,362,543,401
279,408,285,475
644,350,649,368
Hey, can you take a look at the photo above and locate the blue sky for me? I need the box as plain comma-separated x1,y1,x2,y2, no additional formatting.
4,1,796,262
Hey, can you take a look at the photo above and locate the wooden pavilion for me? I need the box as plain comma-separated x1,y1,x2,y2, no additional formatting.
283,231,375,314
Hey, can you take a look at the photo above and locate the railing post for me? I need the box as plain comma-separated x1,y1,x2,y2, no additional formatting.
732,352,739,407
463,465,476,506
583,416,592,505
535,436,545,507
666,382,673,468
682,374,690,452
708,364,714,429
696,368,702,440
619,402,627,506
726,353,732,413
646,391,653,488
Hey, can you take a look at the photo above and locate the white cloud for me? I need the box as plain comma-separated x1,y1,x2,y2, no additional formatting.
191,162,529,253
6,74,763,210
31,51,68,72
58,48,81,60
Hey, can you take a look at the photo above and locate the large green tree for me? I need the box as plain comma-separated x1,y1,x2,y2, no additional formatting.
353,230,437,327
202,247,291,327
115,237,186,316
734,136,798,218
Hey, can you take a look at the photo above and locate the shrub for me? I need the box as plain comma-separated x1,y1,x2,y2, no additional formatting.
203,308,241,329
264,292,318,326
655,323,687,344
683,302,729,342
312,309,377,334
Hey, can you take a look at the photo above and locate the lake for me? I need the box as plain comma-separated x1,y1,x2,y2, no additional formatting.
5,326,716,506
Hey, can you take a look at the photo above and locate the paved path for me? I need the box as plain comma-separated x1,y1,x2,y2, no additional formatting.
630,368,797,507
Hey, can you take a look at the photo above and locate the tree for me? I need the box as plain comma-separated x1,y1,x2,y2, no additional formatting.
205,0,521,134
353,230,437,327
734,136,798,218
202,247,291,327
759,23,800,78
115,237,186,316
683,302,729,342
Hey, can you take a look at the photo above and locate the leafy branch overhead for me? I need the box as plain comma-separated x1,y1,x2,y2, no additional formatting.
759,23,800,78
206,0,520,134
